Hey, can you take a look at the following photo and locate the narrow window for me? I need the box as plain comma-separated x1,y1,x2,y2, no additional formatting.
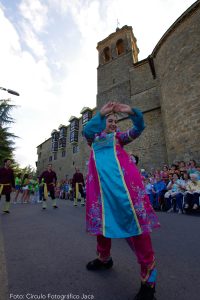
103,47,110,62
116,39,124,55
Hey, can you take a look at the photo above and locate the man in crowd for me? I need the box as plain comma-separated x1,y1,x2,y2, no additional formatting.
0,158,15,213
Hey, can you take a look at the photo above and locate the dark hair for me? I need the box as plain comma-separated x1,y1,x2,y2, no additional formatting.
189,159,196,166
17,173,22,177
22,173,28,183
131,154,139,165
171,164,178,170
4,158,12,164
134,155,139,165
173,173,180,179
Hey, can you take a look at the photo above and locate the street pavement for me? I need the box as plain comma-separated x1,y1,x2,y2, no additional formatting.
0,199,200,300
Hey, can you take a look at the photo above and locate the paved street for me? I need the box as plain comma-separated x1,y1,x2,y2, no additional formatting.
0,199,200,300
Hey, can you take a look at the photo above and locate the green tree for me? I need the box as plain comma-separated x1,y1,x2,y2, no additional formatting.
0,99,17,166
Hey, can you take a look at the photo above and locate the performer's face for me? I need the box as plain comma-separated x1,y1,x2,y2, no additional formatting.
48,164,52,171
5,159,12,168
105,114,117,133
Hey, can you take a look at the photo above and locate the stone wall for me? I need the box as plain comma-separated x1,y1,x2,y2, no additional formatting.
37,138,51,176
153,1,200,163
118,108,167,170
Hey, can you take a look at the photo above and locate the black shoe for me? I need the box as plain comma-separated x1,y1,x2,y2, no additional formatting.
42,207,46,210
134,284,156,300
3,210,10,214
86,258,113,271
53,205,58,209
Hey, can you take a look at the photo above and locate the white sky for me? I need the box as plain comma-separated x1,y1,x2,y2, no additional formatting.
0,0,195,168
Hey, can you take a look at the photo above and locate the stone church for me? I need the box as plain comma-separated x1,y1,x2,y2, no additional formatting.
36,0,200,180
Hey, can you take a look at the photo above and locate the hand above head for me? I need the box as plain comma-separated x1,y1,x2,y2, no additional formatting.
100,101,116,116
113,103,134,115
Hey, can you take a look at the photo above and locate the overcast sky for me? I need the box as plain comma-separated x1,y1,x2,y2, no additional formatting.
0,0,195,168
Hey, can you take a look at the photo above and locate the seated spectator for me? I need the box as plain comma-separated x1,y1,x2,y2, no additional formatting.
178,161,186,179
140,169,148,178
181,171,190,186
161,165,169,184
164,174,184,214
144,178,154,206
179,161,187,172
187,159,197,173
184,173,200,210
197,166,200,180
152,175,166,210
169,164,180,177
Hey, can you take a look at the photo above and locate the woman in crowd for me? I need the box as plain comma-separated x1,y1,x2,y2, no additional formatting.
14,173,22,204
164,174,184,213
184,173,200,210
21,173,30,203
160,165,169,184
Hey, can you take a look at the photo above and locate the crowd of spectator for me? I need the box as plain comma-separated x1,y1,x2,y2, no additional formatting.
12,159,200,215
142,159,200,214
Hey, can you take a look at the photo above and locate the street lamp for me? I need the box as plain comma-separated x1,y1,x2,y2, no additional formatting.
0,86,20,96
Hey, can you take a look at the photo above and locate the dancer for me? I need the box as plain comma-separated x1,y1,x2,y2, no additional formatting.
83,102,160,300
0,158,15,213
39,164,58,209
72,168,85,206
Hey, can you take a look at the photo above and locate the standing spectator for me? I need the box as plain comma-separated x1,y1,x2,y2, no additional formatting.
55,181,61,199
68,179,74,200
14,173,22,204
72,168,85,206
64,180,70,200
32,178,39,204
39,177,44,202
21,174,30,204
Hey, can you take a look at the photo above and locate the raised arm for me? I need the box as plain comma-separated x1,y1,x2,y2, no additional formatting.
116,106,145,145
83,102,116,142
83,112,106,140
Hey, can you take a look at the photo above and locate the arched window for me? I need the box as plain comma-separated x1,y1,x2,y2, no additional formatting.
116,39,124,55
103,47,111,62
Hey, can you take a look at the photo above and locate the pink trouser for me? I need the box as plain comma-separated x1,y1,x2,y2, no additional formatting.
96,233,157,286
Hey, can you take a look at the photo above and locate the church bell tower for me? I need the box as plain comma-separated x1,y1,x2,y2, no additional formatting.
96,25,139,109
